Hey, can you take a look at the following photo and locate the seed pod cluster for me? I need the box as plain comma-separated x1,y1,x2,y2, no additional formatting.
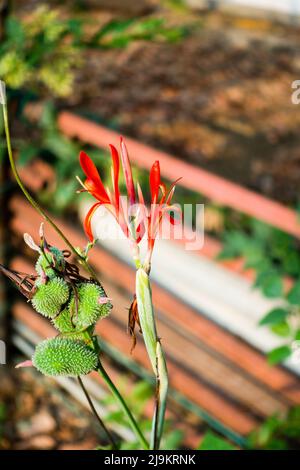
30,246,112,377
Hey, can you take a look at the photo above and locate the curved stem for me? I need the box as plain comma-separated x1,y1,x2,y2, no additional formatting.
97,363,149,450
2,103,98,281
78,375,118,450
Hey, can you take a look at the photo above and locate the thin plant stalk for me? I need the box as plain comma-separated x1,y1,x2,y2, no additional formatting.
77,375,118,450
0,85,147,450
97,362,149,450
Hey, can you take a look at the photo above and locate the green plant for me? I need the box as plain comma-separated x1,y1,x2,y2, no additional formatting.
198,431,236,450
1,85,148,450
102,379,184,450
77,135,181,449
0,6,81,97
219,218,300,363
0,5,187,98
247,407,300,450
1,79,185,450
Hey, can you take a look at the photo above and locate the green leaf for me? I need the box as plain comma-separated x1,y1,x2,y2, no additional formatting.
18,145,39,166
218,231,250,259
251,219,272,241
198,431,236,450
90,19,135,45
162,429,184,450
259,308,288,326
295,330,300,341
282,252,300,277
267,345,291,365
131,381,153,403
257,272,283,299
287,281,300,305
5,17,25,47
271,321,291,338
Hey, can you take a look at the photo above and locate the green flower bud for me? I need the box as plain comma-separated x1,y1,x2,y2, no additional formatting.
69,282,112,329
35,247,65,278
32,337,98,377
32,277,69,318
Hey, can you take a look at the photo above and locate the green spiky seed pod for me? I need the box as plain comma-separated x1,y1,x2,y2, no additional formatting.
51,309,87,341
35,247,65,278
69,282,112,329
32,337,98,377
52,308,74,333
32,277,69,318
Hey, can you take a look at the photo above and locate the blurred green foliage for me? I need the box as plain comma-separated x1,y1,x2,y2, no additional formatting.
102,378,239,450
87,17,187,49
219,218,300,364
198,431,236,450
0,5,187,97
1,3,188,208
18,103,112,214
247,407,300,450
101,378,184,450
0,6,81,97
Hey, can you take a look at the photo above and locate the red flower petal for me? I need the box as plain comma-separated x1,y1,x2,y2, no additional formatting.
109,144,120,211
150,161,161,203
79,151,110,203
83,202,102,241
120,137,136,205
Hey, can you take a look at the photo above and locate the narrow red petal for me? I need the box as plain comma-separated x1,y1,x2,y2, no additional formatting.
80,151,101,182
150,161,161,203
137,182,145,206
109,144,120,211
79,151,110,203
166,177,182,204
120,137,136,205
84,202,102,241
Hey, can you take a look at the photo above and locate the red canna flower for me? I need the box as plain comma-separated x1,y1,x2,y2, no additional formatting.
78,137,180,265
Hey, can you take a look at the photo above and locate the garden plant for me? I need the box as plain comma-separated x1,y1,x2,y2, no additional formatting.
0,80,179,450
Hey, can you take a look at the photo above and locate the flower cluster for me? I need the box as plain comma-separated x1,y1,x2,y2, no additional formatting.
78,137,179,269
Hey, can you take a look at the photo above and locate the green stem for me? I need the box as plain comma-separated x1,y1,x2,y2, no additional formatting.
97,362,149,450
77,375,118,450
135,267,168,450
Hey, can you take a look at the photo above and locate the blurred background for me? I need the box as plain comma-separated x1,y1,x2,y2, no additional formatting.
1,0,300,450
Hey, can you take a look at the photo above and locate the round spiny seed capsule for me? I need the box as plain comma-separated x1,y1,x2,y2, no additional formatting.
32,337,98,377
35,247,65,278
52,308,74,333
32,277,69,318
51,309,87,341
69,283,112,329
